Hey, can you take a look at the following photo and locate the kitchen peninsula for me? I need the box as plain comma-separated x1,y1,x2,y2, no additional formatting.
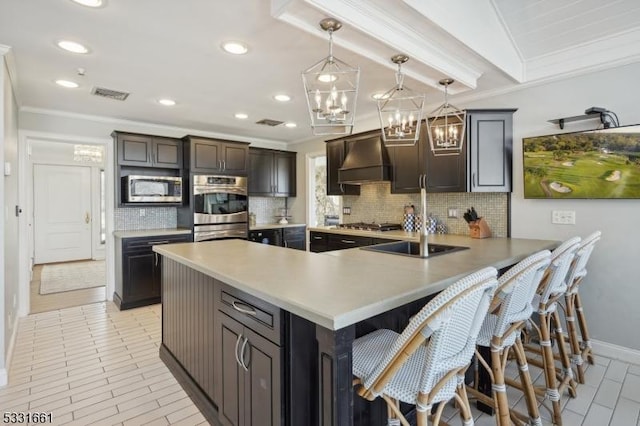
154,236,557,426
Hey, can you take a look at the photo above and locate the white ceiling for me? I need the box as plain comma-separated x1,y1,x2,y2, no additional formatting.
1,0,640,144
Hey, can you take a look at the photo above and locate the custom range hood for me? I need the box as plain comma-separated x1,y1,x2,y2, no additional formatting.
338,135,391,184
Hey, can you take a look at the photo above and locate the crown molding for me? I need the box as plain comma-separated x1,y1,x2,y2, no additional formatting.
20,107,289,148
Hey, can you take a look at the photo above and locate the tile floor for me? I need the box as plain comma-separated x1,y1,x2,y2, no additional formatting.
1,301,640,425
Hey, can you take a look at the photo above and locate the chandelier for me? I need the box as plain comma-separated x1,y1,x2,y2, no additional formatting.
377,54,425,147
427,78,466,156
301,18,360,135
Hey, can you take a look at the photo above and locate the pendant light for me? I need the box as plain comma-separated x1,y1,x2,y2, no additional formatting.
301,18,360,135
427,78,466,156
377,54,425,147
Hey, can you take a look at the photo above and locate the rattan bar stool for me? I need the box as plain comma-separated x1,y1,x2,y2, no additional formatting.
352,267,499,426
562,231,601,384
514,237,581,425
467,250,551,426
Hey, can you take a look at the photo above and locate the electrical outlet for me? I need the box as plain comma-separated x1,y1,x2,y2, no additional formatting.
551,210,576,225
342,207,351,215
447,208,458,218
139,209,146,217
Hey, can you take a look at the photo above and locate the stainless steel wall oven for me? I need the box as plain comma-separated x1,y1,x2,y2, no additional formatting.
192,175,248,241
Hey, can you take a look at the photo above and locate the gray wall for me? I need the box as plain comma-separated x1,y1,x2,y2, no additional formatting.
1,53,20,381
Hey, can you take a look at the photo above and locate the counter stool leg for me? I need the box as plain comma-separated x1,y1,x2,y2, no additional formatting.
491,347,512,426
537,312,563,425
512,337,543,426
565,293,585,384
575,293,595,366
552,310,577,398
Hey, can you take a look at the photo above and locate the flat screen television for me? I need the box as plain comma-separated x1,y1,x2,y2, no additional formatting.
523,124,640,199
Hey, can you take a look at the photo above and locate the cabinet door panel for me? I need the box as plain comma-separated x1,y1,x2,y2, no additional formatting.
118,134,151,166
389,142,422,193
153,138,181,168
193,141,222,172
217,313,244,426
123,252,155,300
223,144,248,174
425,146,466,192
244,328,281,426
326,140,359,195
468,111,513,192
248,150,273,195
274,152,295,196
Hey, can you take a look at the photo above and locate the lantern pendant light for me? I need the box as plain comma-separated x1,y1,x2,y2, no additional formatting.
301,18,360,135
377,54,425,147
427,78,466,156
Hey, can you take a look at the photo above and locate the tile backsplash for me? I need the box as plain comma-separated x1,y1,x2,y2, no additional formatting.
114,207,177,231
249,197,288,224
342,182,509,237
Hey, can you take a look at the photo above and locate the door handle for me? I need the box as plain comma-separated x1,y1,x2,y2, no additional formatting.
340,239,356,244
155,252,159,267
239,337,249,371
84,212,90,224
234,334,243,368
231,301,257,316
222,160,226,171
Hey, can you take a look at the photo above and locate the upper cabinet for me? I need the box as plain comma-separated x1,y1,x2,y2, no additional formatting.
248,148,296,197
184,135,249,175
115,132,182,169
466,109,515,192
325,139,360,196
388,109,515,193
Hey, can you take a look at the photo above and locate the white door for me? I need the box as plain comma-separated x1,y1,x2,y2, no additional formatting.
34,164,93,264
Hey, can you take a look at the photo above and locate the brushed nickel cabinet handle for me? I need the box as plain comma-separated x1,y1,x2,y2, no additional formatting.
239,337,249,371
231,301,257,316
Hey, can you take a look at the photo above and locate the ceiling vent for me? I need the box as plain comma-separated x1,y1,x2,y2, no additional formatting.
91,86,130,101
255,118,283,127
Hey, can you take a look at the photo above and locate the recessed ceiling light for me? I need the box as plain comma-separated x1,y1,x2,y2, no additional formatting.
235,113,249,119
57,40,90,54
371,92,389,100
56,79,79,88
158,99,176,106
285,122,297,128
317,74,337,83
274,94,291,102
69,0,104,7
222,41,249,55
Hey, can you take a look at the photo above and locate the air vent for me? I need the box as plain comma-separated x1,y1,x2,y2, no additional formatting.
255,118,284,127
91,86,130,101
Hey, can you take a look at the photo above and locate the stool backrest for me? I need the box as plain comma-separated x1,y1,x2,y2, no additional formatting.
538,237,581,306
566,231,601,295
364,267,498,396
491,250,551,341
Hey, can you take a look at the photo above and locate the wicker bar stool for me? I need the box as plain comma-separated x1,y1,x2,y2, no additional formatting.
352,267,498,426
514,237,581,425
562,231,601,384
467,250,551,426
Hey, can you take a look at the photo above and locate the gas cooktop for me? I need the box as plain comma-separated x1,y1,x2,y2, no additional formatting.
337,222,402,231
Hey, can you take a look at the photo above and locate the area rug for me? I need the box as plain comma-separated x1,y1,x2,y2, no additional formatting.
40,260,106,295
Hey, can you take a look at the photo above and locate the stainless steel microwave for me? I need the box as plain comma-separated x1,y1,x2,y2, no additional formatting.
123,175,182,203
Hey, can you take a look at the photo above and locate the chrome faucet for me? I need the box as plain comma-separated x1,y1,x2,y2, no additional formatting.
419,178,429,258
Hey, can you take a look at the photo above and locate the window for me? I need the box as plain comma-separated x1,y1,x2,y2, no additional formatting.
309,155,340,227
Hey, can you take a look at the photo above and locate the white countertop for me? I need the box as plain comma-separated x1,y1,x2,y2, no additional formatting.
308,226,417,241
113,228,192,239
250,223,306,231
153,236,557,331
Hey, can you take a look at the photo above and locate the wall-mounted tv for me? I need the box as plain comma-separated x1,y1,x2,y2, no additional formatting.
523,124,640,199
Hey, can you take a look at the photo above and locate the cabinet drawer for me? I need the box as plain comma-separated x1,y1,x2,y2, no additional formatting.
123,234,191,252
283,226,305,239
218,283,282,346
327,234,373,250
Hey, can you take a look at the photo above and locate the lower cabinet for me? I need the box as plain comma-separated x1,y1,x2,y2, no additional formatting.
309,231,329,253
215,283,283,426
309,231,398,253
114,233,191,310
248,226,306,251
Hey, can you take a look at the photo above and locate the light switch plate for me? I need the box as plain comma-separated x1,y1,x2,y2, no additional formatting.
552,210,575,224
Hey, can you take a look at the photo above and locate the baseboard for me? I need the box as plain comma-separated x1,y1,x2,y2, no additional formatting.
592,338,640,365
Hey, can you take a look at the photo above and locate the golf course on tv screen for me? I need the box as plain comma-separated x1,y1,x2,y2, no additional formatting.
523,125,640,199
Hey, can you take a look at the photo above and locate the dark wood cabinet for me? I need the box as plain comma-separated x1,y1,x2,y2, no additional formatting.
309,231,397,253
326,140,360,195
114,233,191,310
388,134,423,194
248,148,296,197
115,132,182,169
467,109,515,192
283,226,306,250
215,284,282,426
184,135,249,175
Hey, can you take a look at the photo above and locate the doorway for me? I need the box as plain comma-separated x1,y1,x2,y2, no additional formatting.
29,141,107,313
306,153,340,227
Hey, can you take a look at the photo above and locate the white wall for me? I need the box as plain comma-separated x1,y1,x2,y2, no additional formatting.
1,49,20,385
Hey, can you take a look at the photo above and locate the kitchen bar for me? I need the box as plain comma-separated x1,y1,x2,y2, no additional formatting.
154,236,558,425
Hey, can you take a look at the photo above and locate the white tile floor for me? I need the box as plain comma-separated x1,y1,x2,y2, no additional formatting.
1,301,639,426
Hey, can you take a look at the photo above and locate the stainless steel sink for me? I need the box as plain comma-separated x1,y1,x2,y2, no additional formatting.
361,241,469,258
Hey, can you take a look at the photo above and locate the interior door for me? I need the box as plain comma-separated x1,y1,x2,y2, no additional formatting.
34,164,92,264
